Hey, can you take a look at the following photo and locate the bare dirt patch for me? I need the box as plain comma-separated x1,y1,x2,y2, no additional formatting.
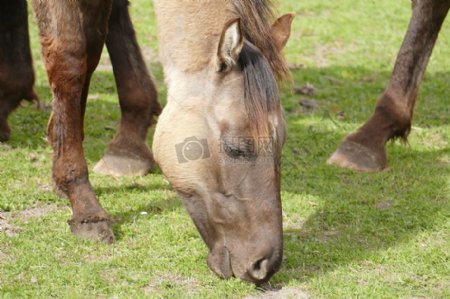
422,132,448,149
15,203,61,222
245,285,310,299
1,204,65,236
143,273,201,296
375,199,393,210
0,213,20,237
316,228,339,244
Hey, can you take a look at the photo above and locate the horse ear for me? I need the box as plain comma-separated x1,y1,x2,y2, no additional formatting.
271,13,294,51
217,18,244,72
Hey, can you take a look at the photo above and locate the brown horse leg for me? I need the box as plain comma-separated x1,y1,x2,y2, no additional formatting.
0,0,38,142
93,0,161,177
328,0,450,171
31,0,115,242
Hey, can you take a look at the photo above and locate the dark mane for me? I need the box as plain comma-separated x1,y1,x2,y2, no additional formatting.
232,0,288,137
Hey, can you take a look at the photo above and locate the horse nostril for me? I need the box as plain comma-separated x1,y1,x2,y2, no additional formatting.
248,258,269,281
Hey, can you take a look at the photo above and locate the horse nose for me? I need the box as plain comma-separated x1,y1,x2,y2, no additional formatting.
246,247,283,285
247,258,270,281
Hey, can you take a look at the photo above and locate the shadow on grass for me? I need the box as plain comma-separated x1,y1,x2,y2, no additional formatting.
95,178,171,196
276,119,449,283
110,196,182,240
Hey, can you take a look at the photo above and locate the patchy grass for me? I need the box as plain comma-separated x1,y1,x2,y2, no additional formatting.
1,0,449,298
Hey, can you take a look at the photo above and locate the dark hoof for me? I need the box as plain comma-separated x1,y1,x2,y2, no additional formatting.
327,140,387,172
69,218,115,244
93,152,155,177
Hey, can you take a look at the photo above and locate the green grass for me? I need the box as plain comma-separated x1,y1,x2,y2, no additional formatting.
1,0,449,298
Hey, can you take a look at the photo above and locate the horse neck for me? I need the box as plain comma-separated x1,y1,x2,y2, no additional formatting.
153,0,235,73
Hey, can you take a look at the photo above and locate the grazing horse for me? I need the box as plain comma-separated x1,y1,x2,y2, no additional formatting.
152,0,292,284
328,0,450,171
23,0,293,284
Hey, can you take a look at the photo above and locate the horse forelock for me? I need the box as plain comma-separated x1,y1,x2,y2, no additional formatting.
239,42,280,139
232,0,287,139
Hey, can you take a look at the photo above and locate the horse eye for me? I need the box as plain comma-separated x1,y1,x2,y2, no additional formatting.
222,139,255,160
225,145,247,158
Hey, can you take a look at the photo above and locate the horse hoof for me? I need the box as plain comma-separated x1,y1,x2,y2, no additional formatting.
327,140,387,172
69,219,115,244
93,152,155,177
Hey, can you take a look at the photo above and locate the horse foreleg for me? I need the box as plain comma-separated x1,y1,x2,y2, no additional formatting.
0,0,38,141
31,0,115,242
329,0,450,171
93,0,161,177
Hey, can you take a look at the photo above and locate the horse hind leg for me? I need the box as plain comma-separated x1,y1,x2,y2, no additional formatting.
0,0,38,142
328,0,450,171
93,0,161,177
31,0,115,243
